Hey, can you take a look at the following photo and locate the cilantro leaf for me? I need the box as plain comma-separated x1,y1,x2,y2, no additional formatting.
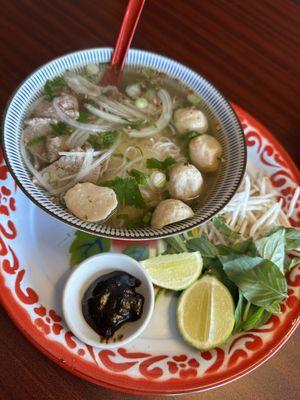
116,214,141,228
50,121,72,135
146,157,176,171
26,135,46,146
178,131,200,140
128,169,148,185
103,177,146,208
69,231,111,267
87,99,98,108
122,117,145,130
88,131,118,149
77,111,89,122
44,76,66,100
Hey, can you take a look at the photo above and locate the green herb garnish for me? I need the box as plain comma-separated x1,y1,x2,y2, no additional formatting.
87,99,98,108
161,225,300,332
122,117,145,130
44,76,66,100
179,131,200,141
50,121,72,136
103,177,146,209
146,157,176,171
88,131,118,149
27,135,46,146
77,111,89,122
116,214,141,228
213,217,241,239
128,169,148,185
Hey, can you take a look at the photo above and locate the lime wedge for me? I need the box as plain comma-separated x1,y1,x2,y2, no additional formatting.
141,252,202,290
177,275,234,350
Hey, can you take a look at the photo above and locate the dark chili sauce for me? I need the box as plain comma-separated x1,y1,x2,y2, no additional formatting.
82,271,144,340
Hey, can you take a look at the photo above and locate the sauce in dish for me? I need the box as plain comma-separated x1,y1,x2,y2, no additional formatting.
82,271,144,339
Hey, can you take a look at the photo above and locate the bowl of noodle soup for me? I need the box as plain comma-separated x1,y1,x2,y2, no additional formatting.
2,48,246,239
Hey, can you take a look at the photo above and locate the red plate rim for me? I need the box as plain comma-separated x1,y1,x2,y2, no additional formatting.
0,104,299,396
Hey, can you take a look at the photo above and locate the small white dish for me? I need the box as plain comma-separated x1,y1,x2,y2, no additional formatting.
62,253,154,348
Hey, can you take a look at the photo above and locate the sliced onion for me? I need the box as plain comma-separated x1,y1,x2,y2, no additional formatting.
58,151,102,157
53,97,110,132
127,89,172,138
64,73,101,97
84,103,124,124
98,96,146,119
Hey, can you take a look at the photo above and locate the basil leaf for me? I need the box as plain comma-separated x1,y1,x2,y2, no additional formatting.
213,217,241,239
254,228,285,272
186,234,218,258
222,256,287,308
206,259,238,302
242,306,270,331
285,227,300,250
164,235,187,253
265,302,281,315
216,239,254,256
234,290,246,333
123,244,149,261
69,231,111,267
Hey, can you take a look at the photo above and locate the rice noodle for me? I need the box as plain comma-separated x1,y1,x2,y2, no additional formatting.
127,89,172,138
58,151,102,157
53,98,111,132
97,96,146,119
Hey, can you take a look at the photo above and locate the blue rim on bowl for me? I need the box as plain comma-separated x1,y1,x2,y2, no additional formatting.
2,48,247,239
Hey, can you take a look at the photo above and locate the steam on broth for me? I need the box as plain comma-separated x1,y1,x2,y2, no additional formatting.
22,64,222,228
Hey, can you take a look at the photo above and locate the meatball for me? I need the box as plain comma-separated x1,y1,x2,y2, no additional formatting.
174,107,208,134
151,199,194,229
168,163,203,201
189,134,222,172
64,183,117,222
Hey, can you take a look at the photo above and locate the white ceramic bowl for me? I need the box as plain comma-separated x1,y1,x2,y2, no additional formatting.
2,48,246,239
62,253,154,348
